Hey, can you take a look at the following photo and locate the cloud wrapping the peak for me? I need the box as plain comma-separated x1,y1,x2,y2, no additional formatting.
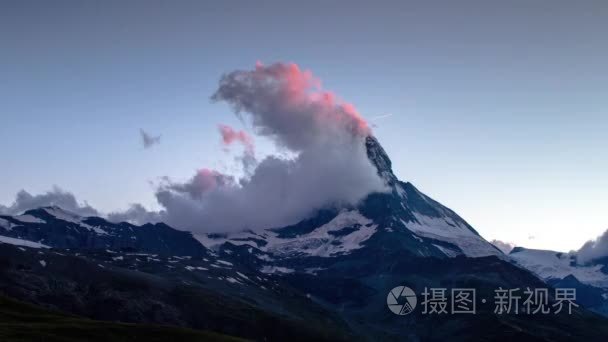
153,62,386,232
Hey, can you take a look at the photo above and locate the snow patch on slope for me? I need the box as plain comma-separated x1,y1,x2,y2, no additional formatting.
43,207,109,235
261,266,294,274
43,207,83,223
0,218,13,231
404,213,502,258
198,210,378,258
265,210,377,257
195,231,260,249
432,244,460,258
0,235,50,249
14,215,46,224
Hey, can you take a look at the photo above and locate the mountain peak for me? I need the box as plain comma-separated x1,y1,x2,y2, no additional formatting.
365,135,397,187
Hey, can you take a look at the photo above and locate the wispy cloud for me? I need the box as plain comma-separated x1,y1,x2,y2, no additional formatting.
369,113,394,121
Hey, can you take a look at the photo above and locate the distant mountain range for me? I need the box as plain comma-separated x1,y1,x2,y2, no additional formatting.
1,136,607,341
510,247,608,317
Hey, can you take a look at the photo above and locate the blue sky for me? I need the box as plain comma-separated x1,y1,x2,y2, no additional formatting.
1,1,606,251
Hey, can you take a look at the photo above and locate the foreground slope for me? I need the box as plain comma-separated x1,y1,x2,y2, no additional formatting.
0,294,243,342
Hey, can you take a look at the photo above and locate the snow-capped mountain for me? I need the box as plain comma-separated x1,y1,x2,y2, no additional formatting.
510,247,608,289
509,247,608,316
1,136,607,340
0,136,502,266
199,136,502,264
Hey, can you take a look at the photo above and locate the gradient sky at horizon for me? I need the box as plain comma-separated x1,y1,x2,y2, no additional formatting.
1,0,606,252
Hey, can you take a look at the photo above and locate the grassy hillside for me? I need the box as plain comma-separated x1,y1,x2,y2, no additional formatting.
0,295,245,342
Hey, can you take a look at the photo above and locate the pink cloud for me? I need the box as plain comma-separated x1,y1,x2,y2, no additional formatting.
218,124,254,154
213,62,371,151
151,62,385,232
